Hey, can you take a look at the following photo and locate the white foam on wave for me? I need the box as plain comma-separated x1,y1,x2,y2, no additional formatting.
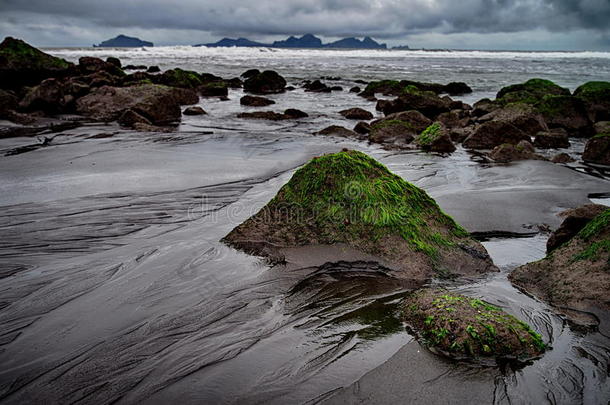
46,46,610,61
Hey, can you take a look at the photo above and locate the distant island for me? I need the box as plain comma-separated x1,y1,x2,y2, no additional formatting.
95,35,153,48
196,34,395,49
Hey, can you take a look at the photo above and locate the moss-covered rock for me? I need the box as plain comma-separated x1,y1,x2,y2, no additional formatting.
198,81,229,97
463,121,531,149
223,150,496,281
403,289,546,364
488,140,545,163
415,122,456,153
574,81,610,122
536,95,592,137
496,78,570,104
0,37,73,90
360,79,472,98
477,103,548,136
510,208,610,328
155,68,203,88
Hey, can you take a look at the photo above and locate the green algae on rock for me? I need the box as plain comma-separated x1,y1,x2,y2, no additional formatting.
403,289,546,364
223,150,496,281
496,78,570,104
510,208,610,328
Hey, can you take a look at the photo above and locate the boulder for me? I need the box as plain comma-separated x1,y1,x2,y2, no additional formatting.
19,78,69,113
546,204,608,253
534,128,570,149
339,107,373,120
369,120,417,145
226,78,243,88
471,98,499,118
304,80,331,92
121,71,155,86
106,57,121,68
574,81,610,122
243,70,286,94
415,123,456,153
510,209,610,328
551,153,575,164
316,125,360,139
147,66,161,73
198,82,228,97
594,121,610,134
0,37,73,90
0,88,18,116
237,111,287,121
183,106,207,116
403,289,546,364
222,150,496,282
353,121,371,134
117,109,152,127
444,82,473,95
496,78,570,104
477,103,548,136
284,108,308,118
582,134,610,165
436,111,462,128
76,84,196,124
537,95,592,137
349,86,361,93
379,92,449,119
241,69,260,79
155,68,203,88
240,95,275,106
488,140,545,163
463,121,531,149
78,56,124,77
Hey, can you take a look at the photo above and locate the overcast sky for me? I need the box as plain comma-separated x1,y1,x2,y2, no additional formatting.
0,0,609,50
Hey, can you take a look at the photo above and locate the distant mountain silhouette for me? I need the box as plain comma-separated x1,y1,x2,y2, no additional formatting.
196,34,389,49
95,35,153,47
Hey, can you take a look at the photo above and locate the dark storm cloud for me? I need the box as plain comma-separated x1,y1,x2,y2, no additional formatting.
0,0,608,48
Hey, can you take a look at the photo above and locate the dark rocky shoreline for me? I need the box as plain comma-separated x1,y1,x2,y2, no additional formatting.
1,36,609,369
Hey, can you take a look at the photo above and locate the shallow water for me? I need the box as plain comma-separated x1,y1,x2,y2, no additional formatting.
1,48,609,404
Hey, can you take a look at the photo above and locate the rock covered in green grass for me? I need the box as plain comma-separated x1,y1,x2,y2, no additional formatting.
510,208,610,327
496,78,570,104
415,122,456,153
223,150,496,281
574,81,610,122
403,289,546,363
0,37,73,90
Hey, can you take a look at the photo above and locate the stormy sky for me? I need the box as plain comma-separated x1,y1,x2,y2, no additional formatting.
0,0,609,50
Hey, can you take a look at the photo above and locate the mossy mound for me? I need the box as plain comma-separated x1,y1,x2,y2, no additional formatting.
0,37,73,89
155,68,203,88
510,209,610,327
403,289,546,364
574,81,610,121
415,123,456,153
361,79,472,98
243,70,286,94
223,150,496,281
496,78,570,104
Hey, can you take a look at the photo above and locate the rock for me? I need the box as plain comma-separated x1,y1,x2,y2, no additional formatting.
477,103,548,136
147,66,160,73
375,99,392,112
19,78,68,113
339,107,373,120
198,82,228,97
403,289,546,364
304,80,331,92
574,81,610,122
0,88,18,116
121,71,155,86
444,82,473,96
222,150,496,281
243,70,286,94
594,121,610,134
471,98,499,118
537,95,592,137
449,127,474,143
463,121,531,149
87,71,119,88
106,57,121,68
349,86,361,93
380,92,449,119
415,123,456,153
547,204,608,253
284,108,308,118
124,65,147,70
353,121,371,134
496,78,570,104
534,128,570,149
226,78,243,88
583,133,610,165
183,106,207,115
316,125,360,139
117,109,152,127
510,209,610,328
155,68,203,88
241,69,260,79
436,111,462,128
76,84,196,125
237,111,287,121
488,140,545,163
0,37,73,90
551,153,575,163
240,95,275,106
78,56,124,77
369,120,416,146
330,86,343,91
